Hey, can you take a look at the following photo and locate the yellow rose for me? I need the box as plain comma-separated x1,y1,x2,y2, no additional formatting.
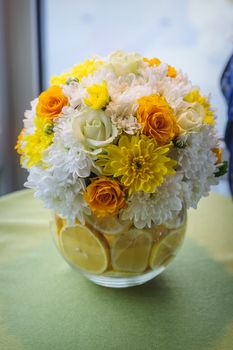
36,86,68,120
176,103,204,132
137,94,178,145
84,178,126,217
72,108,118,152
184,90,215,125
109,50,143,76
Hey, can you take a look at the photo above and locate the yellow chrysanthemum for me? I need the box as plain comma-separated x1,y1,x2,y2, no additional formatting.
50,73,72,86
19,117,54,168
184,89,215,125
15,128,25,165
84,81,109,110
50,60,104,85
71,59,103,81
97,134,176,195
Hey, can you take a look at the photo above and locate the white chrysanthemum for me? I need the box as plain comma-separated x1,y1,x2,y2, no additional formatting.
25,166,90,225
62,82,84,108
106,102,140,134
120,174,183,229
109,75,154,104
46,113,94,179
46,142,92,179
176,125,219,208
105,72,154,133
54,109,79,147
138,62,167,87
23,98,38,132
24,111,95,224
157,71,194,113
81,64,116,87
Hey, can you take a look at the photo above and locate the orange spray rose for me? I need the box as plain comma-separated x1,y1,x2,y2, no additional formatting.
212,147,222,164
36,86,68,120
84,178,125,218
137,94,179,145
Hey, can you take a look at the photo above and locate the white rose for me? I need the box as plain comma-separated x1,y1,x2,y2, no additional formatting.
109,50,143,76
177,103,204,132
72,108,118,153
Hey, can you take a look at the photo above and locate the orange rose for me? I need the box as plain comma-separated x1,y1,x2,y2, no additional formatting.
36,86,68,120
84,178,125,218
167,65,177,78
137,94,178,145
144,57,161,67
212,147,222,164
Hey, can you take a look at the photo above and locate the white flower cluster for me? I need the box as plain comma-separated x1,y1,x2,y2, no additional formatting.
17,51,223,228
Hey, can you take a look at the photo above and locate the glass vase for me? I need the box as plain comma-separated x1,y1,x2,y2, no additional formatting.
51,208,187,288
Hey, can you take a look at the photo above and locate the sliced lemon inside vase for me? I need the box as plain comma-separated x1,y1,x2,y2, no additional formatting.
85,214,132,235
54,214,65,235
60,224,109,274
111,229,152,273
149,225,186,269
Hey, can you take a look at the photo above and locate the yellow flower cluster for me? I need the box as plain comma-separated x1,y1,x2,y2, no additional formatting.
72,59,103,81
19,117,53,167
85,81,109,110
97,134,176,195
16,85,68,166
184,90,215,125
50,73,71,86
50,59,103,85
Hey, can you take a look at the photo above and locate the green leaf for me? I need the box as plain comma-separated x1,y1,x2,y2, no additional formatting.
173,137,187,149
214,161,228,177
44,123,54,135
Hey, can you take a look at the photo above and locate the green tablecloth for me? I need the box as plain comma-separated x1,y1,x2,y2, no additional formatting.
0,190,233,350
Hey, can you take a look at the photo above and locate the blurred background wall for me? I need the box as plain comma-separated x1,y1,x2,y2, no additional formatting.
0,0,40,194
0,0,233,195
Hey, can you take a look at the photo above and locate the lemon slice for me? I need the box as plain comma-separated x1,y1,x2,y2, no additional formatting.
149,225,186,269
111,229,152,273
54,214,64,235
60,224,109,274
85,214,132,235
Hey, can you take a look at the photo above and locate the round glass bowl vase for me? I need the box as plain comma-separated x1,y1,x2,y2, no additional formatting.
51,209,187,288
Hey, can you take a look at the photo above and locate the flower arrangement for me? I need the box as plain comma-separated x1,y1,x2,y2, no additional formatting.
16,50,227,230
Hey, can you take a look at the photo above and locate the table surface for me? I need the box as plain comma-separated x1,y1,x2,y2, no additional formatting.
0,190,233,350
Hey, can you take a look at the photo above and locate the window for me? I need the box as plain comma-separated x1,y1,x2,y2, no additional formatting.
41,0,233,137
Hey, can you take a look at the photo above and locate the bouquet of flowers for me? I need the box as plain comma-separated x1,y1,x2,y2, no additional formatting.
16,51,228,285
16,50,226,229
